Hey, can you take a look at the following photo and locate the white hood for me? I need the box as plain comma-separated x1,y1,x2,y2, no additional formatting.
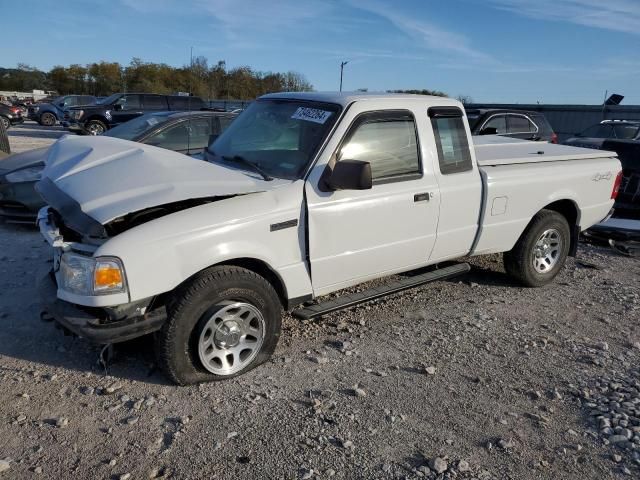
40,135,276,225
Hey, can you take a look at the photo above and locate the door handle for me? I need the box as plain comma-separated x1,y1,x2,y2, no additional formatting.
414,192,432,202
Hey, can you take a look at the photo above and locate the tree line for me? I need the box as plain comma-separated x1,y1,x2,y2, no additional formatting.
0,57,313,100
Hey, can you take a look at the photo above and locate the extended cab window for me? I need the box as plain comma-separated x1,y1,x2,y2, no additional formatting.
430,108,473,174
338,111,421,181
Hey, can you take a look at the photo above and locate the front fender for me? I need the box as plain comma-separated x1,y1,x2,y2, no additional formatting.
95,184,312,305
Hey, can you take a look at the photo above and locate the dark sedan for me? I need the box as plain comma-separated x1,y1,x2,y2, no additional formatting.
0,110,237,222
0,103,25,130
563,120,640,150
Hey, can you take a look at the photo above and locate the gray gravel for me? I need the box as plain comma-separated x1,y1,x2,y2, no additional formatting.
7,121,66,154
0,127,639,479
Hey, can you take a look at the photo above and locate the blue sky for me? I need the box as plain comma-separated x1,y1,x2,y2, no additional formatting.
3,0,640,104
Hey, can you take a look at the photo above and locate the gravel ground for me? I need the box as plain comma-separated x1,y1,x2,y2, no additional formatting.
7,121,66,154
0,126,639,479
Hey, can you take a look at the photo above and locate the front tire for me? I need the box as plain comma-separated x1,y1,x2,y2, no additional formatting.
156,266,282,385
39,112,56,126
85,119,107,135
504,210,570,287
0,116,10,130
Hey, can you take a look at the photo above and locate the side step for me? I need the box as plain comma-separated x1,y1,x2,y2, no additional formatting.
292,263,470,320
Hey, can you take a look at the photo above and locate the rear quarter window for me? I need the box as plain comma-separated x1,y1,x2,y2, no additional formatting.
429,108,473,175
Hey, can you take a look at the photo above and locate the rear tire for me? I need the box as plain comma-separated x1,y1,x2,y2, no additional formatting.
85,119,107,135
155,266,282,385
504,209,570,287
39,112,56,126
0,117,9,155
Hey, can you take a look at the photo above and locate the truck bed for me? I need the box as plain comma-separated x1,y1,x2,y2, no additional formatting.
473,135,615,166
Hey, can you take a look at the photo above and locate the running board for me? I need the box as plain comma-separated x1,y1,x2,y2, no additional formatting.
292,263,470,320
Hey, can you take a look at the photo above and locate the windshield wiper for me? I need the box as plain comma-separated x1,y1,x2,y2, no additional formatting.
221,155,273,181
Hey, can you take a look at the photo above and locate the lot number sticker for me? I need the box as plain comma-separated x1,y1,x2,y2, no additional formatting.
291,107,333,124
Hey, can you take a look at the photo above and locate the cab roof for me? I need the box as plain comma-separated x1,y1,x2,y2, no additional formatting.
259,91,462,109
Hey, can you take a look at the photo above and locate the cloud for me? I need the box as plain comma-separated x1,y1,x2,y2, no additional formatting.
490,0,640,35
347,0,495,64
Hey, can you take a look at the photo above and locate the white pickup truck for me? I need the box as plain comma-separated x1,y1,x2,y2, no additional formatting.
36,92,622,384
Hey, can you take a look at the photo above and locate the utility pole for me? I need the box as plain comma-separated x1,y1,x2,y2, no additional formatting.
340,61,349,92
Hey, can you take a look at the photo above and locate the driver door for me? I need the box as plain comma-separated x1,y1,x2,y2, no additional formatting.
305,103,440,297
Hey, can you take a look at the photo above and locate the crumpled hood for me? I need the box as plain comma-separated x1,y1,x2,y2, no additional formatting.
39,135,275,225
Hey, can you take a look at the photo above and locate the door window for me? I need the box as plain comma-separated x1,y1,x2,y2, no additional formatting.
430,110,473,175
115,95,141,110
482,115,507,134
146,122,189,151
507,115,535,133
338,110,421,182
186,118,212,150
143,95,168,110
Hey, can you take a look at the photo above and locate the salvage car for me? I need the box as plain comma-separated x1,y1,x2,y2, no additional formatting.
564,120,640,150
0,111,237,221
0,103,24,130
36,92,621,384
65,93,206,135
466,108,557,143
28,95,97,126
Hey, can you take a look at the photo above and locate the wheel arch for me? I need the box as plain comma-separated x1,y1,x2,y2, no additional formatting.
168,257,291,311
539,199,580,256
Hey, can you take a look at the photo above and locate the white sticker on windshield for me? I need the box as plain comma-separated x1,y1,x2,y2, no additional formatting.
146,117,159,126
291,107,332,124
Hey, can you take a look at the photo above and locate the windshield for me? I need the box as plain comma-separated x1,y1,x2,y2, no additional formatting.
207,99,341,180
98,93,122,105
102,112,172,141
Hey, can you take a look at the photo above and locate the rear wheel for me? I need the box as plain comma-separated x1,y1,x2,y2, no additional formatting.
39,112,56,126
155,266,282,385
504,210,570,287
85,119,107,135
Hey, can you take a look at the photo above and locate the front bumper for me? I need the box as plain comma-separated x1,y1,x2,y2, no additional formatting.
38,271,167,344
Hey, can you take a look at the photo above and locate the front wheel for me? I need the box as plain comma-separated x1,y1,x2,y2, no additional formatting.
155,266,282,385
503,210,570,287
0,116,10,130
39,112,56,126
85,119,107,135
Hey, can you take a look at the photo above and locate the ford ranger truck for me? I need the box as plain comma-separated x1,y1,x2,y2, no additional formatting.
36,93,622,385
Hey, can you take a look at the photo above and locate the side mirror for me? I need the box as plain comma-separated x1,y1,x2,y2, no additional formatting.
327,160,372,191
479,127,497,135
113,104,123,111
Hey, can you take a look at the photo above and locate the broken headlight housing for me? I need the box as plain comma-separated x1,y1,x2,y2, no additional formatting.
59,253,127,296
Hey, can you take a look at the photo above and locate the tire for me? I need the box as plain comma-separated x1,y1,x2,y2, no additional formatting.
0,116,10,131
39,112,56,126
155,265,282,385
0,117,9,155
503,209,570,287
85,119,107,135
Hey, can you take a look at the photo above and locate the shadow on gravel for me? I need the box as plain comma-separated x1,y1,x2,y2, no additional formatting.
0,320,172,386
8,123,66,139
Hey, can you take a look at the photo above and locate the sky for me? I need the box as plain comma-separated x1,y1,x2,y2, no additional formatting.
2,0,640,104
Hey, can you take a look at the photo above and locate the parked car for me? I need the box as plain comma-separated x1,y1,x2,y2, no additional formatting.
0,111,237,222
28,95,97,126
564,120,640,149
65,93,205,135
600,139,640,219
0,103,24,130
36,92,620,384
467,109,558,143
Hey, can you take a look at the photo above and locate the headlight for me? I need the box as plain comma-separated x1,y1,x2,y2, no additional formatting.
5,165,44,183
59,253,126,296
71,110,84,119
